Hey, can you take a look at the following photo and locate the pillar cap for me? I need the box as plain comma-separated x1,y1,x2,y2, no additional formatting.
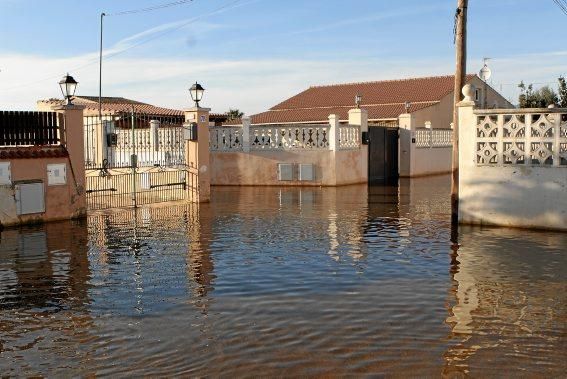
348,108,367,114
184,106,211,112
456,100,476,107
52,104,85,111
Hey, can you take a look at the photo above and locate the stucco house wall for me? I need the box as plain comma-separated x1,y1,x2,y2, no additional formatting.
0,157,85,227
401,76,514,178
0,107,86,228
210,148,367,187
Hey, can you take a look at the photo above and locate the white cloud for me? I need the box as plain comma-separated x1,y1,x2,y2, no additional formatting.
0,50,565,113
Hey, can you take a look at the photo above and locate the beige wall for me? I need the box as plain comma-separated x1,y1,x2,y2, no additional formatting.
400,76,513,178
0,157,85,227
458,99,567,231
0,106,86,228
210,149,367,187
410,146,453,177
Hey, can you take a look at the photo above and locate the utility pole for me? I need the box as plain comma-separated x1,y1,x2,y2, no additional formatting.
98,12,105,124
451,0,467,241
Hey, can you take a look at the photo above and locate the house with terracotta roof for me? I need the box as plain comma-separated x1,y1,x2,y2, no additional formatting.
248,74,512,126
37,96,228,125
242,74,513,179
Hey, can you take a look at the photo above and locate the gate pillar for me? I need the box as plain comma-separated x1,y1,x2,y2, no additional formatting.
398,113,413,177
52,104,87,217
348,108,368,183
184,107,210,203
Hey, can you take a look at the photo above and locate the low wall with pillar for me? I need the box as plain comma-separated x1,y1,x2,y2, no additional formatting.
458,84,567,231
398,114,453,178
209,109,368,186
0,106,86,227
184,106,211,202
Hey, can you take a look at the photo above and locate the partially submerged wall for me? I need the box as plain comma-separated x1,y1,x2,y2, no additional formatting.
458,89,567,231
209,109,368,187
0,152,86,227
0,106,86,228
210,149,366,186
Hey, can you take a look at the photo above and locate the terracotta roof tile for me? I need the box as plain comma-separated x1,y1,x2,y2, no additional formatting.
250,102,438,124
0,146,68,160
249,74,476,124
38,96,228,120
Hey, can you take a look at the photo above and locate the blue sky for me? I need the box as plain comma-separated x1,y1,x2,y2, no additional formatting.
0,0,565,113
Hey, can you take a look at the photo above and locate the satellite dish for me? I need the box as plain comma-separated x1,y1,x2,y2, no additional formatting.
479,58,491,81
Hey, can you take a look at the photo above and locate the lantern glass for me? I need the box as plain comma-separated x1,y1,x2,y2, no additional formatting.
59,74,78,104
189,82,205,106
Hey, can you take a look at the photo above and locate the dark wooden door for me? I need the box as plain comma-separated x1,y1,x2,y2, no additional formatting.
368,125,399,183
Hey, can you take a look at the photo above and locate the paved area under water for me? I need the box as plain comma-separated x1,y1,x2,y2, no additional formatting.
0,175,565,377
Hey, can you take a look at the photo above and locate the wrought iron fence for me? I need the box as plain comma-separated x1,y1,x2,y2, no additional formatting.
86,169,194,210
0,111,60,146
84,112,185,169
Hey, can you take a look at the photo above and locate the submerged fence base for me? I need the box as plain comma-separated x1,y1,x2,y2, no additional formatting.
86,168,195,211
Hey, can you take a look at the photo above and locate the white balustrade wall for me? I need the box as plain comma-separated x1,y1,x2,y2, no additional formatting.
475,111,567,166
209,122,362,152
338,125,360,150
414,128,453,148
209,126,243,151
458,101,567,231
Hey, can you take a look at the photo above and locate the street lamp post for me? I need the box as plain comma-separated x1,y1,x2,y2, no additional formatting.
189,82,205,107
355,93,362,108
59,74,78,105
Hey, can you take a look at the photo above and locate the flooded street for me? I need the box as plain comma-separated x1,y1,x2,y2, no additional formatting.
1,175,565,377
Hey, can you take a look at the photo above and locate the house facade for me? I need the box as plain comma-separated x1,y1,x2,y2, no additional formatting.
241,74,513,179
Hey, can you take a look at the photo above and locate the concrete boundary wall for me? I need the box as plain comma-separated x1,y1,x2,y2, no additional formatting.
458,86,567,231
398,114,453,177
0,106,86,227
210,109,368,187
210,149,366,186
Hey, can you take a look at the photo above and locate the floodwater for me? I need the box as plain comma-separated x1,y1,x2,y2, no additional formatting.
0,175,565,377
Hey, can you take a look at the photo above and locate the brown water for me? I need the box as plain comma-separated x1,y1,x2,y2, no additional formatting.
1,176,565,377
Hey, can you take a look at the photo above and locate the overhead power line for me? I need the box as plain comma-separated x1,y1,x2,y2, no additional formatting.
0,0,242,93
107,0,194,16
552,0,567,15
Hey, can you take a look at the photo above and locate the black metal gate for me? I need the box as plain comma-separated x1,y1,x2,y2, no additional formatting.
368,124,399,183
84,110,191,210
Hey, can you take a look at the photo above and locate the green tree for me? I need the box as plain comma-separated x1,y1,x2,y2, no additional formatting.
518,82,558,108
227,108,244,120
558,76,567,108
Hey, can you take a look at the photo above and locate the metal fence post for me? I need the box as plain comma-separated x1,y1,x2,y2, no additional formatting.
131,106,137,208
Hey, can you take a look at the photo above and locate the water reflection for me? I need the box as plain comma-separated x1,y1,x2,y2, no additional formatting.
0,220,93,376
0,176,565,376
445,226,567,377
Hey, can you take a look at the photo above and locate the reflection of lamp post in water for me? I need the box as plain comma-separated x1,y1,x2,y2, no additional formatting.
479,58,491,109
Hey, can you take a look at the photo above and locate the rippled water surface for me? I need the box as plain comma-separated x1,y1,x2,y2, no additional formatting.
1,176,565,377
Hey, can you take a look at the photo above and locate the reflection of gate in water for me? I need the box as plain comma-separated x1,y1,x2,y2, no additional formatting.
84,110,191,210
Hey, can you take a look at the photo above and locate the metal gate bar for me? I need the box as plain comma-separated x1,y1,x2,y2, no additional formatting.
86,169,195,210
